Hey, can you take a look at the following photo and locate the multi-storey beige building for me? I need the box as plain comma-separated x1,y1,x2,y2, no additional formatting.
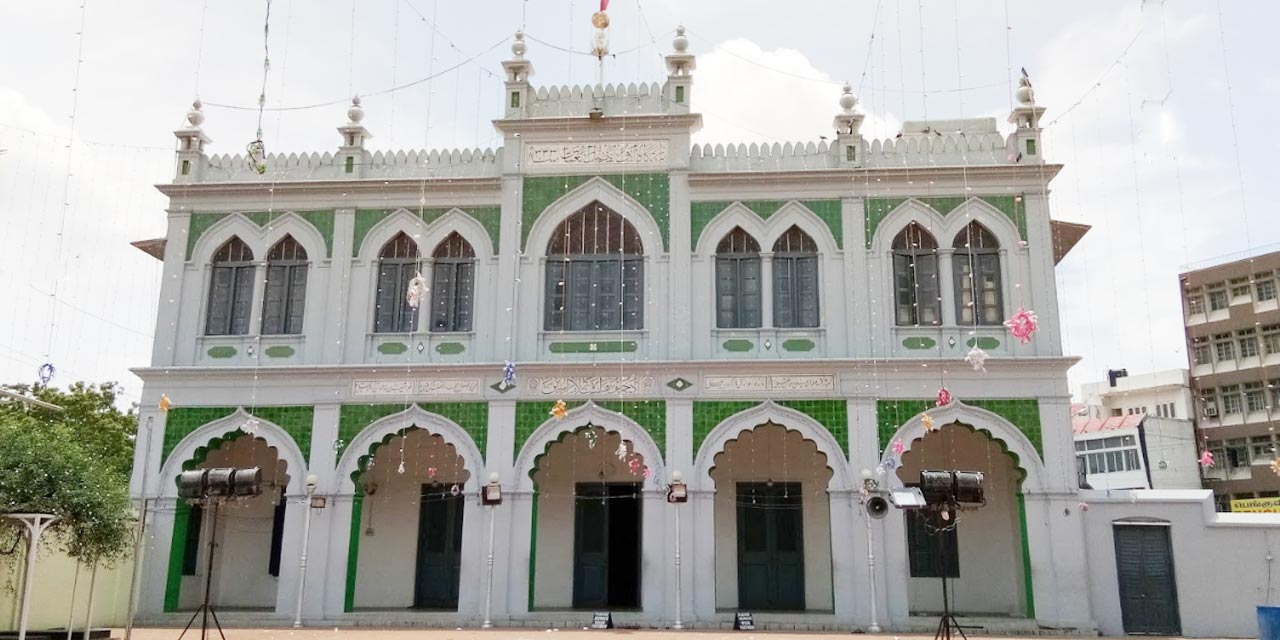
1182,251,1280,504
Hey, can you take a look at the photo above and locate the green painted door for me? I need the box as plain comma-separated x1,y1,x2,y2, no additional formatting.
413,485,464,609
1114,524,1181,635
736,482,805,611
573,483,642,609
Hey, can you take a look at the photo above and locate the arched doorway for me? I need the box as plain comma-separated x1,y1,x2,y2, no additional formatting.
529,425,650,610
896,423,1028,617
709,423,834,612
349,427,472,610
176,435,291,611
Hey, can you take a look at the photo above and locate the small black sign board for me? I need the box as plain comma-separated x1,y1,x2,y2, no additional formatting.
734,612,755,631
590,612,614,629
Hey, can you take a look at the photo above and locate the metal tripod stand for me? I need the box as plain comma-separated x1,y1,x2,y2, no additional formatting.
932,508,966,640
178,500,225,640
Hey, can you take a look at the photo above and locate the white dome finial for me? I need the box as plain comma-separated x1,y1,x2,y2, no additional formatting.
348,95,365,123
186,99,205,127
673,25,689,53
512,30,527,58
1016,68,1035,105
838,83,857,112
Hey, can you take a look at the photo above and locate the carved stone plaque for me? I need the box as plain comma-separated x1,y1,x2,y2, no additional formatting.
702,375,835,393
352,378,482,397
525,141,668,167
526,375,656,396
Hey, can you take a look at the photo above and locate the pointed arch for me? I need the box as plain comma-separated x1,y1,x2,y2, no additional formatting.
262,235,308,335
159,408,309,497
189,211,327,266
868,199,948,254
892,222,942,326
772,225,821,328
692,401,851,492
205,236,256,336
693,201,839,257
715,227,763,328
513,401,666,492
952,220,1005,326
356,207,495,263
879,400,1045,491
335,405,485,494
525,177,663,257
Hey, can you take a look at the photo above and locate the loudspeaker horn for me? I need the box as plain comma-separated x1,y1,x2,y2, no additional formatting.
866,496,889,519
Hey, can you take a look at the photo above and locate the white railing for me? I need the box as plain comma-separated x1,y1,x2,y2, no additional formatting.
689,141,840,172
197,147,502,182
525,82,671,118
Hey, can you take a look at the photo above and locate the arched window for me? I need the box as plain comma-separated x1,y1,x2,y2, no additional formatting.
892,223,941,326
545,202,644,331
373,232,420,333
715,228,762,328
952,222,1003,325
205,237,255,336
772,226,819,328
261,235,308,335
429,232,475,332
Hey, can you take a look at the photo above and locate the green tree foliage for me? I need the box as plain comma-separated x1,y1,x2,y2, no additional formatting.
0,383,136,564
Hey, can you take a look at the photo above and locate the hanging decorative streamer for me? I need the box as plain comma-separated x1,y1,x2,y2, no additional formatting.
502,360,516,387
1198,450,1215,468
935,387,952,407
550,399,568,421
964,345,989,372
245,0,274,175
628,457,642,476
892,439,905,455
643,466,651,480
241,417,260,436
584,429,598,449
404,270,430,309
428,466,438,479
158,394,172,413
1003,306,1039,344
450,483,461,496
1077,502,1089,512
922,412,936,432
37,363,55,385
615,441,629,461
397,460,406,475
882,457,898,472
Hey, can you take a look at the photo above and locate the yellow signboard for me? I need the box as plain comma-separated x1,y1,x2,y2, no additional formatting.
1231,497,1280,513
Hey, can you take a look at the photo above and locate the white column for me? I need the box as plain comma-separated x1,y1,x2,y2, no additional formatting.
844,197,868,358
938,249,957,327
151,212,190,367
488,401,517,621
760,253,775,329
325,209,355,363
665,400,694,626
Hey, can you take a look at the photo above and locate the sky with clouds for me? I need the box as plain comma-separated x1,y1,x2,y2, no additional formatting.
1,0,1277,405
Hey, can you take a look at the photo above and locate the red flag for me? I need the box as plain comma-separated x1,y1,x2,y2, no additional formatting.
601,0,609,10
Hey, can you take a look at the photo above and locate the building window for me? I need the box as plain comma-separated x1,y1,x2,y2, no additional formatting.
1201,390,1219,417
1231,277,1251,298
952,222,1002,326
1226,438,1249,468
1271,380,1280,409
1258,277,1277,302
1263,325,1280,356
892,223,941,326
1246,381,1267,413
1222,385,1242,414
545,202,644,331
181,505,203,575
261,235,307,335
1192,336,1212,365
1079,435,1142,475
428,232,475,332
1239,328,1260,359
772,226,820,328
905,508,958,578
1252,436,1275,461
373,232,421,333
1187,294,1205,315
1215,333,1235,362
714,227,762,329
1208,288,1229,311
205,237,256,336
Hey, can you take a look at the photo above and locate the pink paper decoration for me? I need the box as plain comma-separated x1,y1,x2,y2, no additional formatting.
892,439,905,455
1004,306,1039,345
428,466,438,479
1077,502,1089,512
643,466,652,479
1198,450,1215,468
628,457,642,475
936,387,952,407
965,345,989,371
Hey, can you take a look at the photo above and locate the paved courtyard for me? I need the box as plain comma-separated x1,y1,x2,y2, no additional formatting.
110,629,1164,640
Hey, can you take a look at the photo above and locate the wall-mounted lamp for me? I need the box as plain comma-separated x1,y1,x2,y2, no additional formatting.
667,469,688,503
482,472,503,505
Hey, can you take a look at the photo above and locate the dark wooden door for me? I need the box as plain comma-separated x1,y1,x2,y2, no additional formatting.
414,485,464,609
1114,524,1181,635
573,483,642,609
737,482,805,611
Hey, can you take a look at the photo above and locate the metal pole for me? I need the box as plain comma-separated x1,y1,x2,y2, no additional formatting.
865,509,882,633
81,562,99,640
672,500,683,630
12,514,58,640
482,502,496,629
65,562,81,640
292,487,316,628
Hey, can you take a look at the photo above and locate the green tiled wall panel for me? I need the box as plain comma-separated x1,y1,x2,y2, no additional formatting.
336,402,489,463
863,195,1028,249
521,174,670,251
690,199,843,250
162,405,314,466
351,207,501,256
692,400,848,459
875,398,1042,457
513,400,665,463
185,210,336,259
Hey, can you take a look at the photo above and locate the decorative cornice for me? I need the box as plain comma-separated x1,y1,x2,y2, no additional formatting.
687,164,1063,188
